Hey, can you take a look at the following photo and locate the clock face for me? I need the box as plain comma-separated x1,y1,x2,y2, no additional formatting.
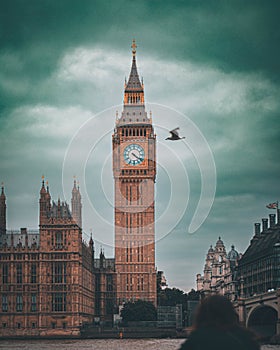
124,144,145,166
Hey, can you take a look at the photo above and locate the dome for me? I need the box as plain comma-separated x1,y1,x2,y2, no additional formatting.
214,236,226,253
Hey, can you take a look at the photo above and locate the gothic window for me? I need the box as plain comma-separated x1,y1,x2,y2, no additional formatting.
137,275,140,290
55,231,63,249
16,294,23,312
16,264,22,284
130,275,133,290
129,214,133,233
31,294,37,312
141,275,144,291
2,295,8,312
52,292,66,312
31,264,37,283
140,246,144,262
52,262,66,284
2,264,8,284
126,275,129,291
106,275,113,291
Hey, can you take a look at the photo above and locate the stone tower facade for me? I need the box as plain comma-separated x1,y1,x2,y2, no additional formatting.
112,40,157,305
0,179,94,337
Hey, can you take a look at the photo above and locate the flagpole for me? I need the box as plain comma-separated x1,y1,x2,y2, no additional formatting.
277,201,279,225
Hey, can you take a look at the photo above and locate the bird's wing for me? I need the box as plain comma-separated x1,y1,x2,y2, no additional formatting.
170,127,180,137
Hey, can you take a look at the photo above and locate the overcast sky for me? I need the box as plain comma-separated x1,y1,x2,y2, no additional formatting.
1,0,280,291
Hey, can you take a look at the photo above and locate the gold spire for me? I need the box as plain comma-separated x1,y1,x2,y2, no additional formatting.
131,39,137,57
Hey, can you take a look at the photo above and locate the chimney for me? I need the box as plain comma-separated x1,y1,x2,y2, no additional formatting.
254,223,261,236
262,218,268,231
269,214,276,228
20,228,27,235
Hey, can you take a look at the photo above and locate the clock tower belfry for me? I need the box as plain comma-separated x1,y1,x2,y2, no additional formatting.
112,40,157,305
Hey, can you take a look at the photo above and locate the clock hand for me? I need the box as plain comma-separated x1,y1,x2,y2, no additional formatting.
132,152,141,160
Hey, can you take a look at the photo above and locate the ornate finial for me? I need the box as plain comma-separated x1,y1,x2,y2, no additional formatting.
131,39,137,57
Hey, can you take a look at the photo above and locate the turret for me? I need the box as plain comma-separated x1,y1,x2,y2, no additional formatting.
100,248,105,269
0,183,6,235
89,230,95,265
39,177,51,225
71,179,82,228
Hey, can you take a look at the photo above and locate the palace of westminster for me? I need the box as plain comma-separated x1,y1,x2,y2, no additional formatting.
0,42,280,337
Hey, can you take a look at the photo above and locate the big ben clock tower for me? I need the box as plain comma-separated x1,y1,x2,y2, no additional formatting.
112,41,157,305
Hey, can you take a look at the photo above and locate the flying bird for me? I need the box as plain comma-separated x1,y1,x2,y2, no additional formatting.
165,127,185,141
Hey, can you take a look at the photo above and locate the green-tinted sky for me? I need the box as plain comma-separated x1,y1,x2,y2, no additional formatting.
1,0,280,290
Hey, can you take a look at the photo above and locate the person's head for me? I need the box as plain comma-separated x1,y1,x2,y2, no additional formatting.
193,294,239,330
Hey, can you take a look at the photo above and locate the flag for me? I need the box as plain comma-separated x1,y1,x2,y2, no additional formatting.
266,202,278,209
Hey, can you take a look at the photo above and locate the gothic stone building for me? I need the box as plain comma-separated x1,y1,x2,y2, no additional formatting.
238,212,280,297
196,237,240,301
0,181,95,337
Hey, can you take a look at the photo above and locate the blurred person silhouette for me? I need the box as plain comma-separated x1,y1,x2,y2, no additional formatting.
179,294,260,350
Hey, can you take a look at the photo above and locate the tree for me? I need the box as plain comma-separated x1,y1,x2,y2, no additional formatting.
158,287,188,308
187,288,200,301
120,300,157,322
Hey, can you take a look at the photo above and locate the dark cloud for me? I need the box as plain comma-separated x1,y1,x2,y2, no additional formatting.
0,0,279,290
